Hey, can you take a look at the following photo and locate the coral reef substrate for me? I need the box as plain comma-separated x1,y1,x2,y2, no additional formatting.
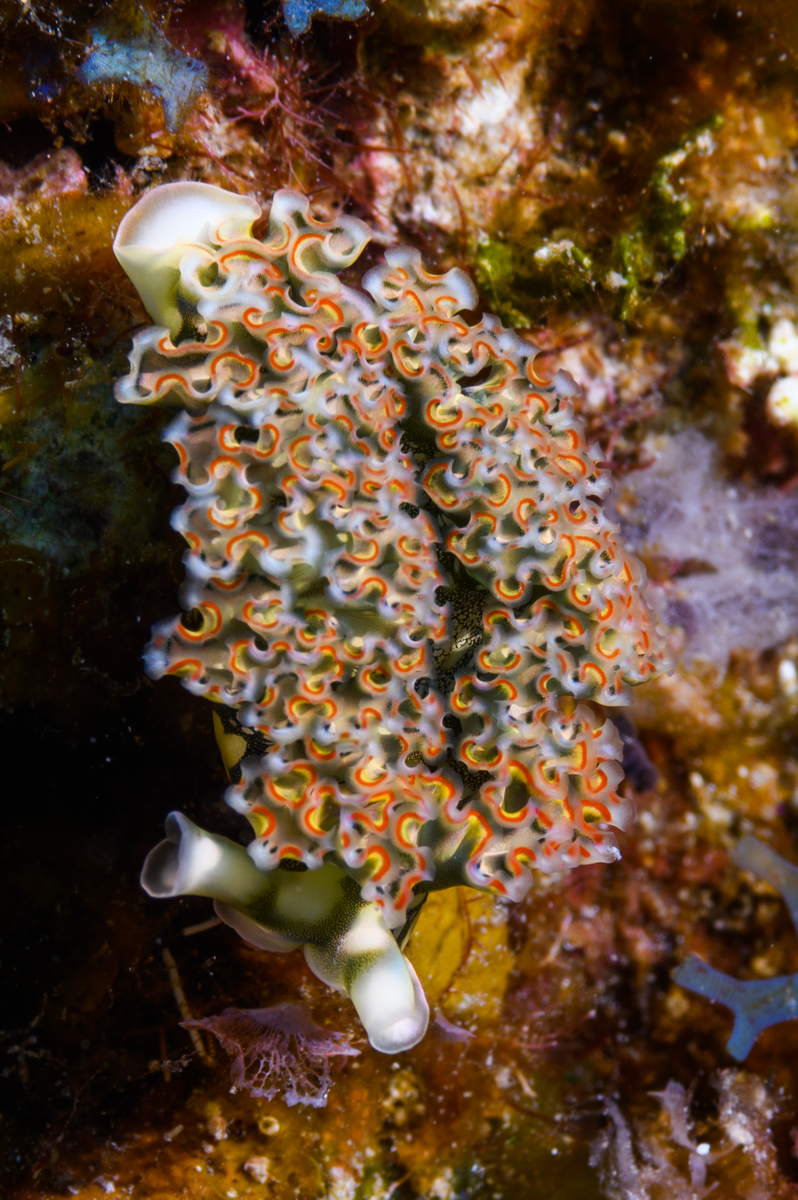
6,0,798,1196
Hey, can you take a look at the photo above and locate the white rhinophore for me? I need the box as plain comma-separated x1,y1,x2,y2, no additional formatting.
141,811,267,906
113,182,260,335
304,903,430,1054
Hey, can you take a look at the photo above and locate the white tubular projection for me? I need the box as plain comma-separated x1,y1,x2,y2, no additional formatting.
141,812,429,1053
141,811,268,907
304,904,430,1055
113,181,260,336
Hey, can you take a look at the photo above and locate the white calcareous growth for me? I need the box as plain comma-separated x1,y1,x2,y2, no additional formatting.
721,316,798,429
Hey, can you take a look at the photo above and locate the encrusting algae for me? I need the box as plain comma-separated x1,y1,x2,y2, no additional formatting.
113,180,669,1057
9,1,798,1195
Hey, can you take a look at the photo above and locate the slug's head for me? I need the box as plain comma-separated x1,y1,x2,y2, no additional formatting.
113,182,261,339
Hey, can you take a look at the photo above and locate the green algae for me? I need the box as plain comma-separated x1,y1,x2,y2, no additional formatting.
475,234,596,328
613,115,724,319
476,115,725,327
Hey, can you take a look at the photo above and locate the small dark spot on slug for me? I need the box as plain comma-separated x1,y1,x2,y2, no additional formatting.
235,425,260,443
181,607,204,632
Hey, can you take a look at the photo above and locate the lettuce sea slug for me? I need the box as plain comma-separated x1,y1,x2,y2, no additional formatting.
114,182,669,1055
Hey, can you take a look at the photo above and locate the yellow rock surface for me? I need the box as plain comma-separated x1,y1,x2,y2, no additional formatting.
407,888,515,1023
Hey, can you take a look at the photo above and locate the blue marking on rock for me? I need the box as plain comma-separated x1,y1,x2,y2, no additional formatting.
282,0,372,36
673,836,798,1059
79,17,208,133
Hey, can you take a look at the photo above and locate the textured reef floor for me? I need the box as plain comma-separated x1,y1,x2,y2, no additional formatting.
6,0,798,1197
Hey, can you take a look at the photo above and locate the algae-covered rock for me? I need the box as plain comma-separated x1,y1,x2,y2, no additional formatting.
6,1,798,1198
